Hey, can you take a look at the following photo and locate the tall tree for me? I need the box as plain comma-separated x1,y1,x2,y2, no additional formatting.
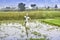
47,6,50,9
18,3,25,11
6,7,10,9
31,4,36,9
55,4,58,8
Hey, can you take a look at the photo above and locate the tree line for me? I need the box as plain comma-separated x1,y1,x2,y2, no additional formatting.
18,3,58,11
0,3,58,11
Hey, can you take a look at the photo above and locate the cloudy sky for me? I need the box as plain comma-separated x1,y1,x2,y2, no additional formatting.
0,0,60,8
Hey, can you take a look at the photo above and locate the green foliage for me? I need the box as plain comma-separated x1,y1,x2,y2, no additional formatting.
18,3,25,11
32,31,41,36
31,4,36,9
42,19,60,26
55,4,58,8
30,38,46,40
0,11,60,20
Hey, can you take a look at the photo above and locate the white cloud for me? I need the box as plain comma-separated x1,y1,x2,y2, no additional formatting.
58,4,60,8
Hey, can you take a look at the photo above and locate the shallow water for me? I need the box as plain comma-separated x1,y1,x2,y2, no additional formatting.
0,22,60,40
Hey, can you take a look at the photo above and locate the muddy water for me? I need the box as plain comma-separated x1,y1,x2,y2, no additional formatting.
0,22,60,40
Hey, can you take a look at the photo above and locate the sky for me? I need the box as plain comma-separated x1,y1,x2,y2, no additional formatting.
0,0,60,8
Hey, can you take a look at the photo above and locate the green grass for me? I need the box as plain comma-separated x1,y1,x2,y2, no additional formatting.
42,19,60,26
0,20,24,25
32,31,39,35
0,11,60,20
0,11,60,26
30,38,46,40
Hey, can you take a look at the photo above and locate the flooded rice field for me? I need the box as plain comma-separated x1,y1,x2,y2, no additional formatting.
0,21,60,40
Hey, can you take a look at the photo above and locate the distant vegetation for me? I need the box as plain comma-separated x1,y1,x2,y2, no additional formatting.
0,3,60,11
18,3,25,11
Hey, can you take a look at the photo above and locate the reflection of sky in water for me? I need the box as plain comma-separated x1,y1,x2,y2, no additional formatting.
0,22,60,40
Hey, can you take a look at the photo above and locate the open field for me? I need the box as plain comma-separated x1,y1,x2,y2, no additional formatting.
0,11,60,40
0,11,60,20
0,11,60,27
